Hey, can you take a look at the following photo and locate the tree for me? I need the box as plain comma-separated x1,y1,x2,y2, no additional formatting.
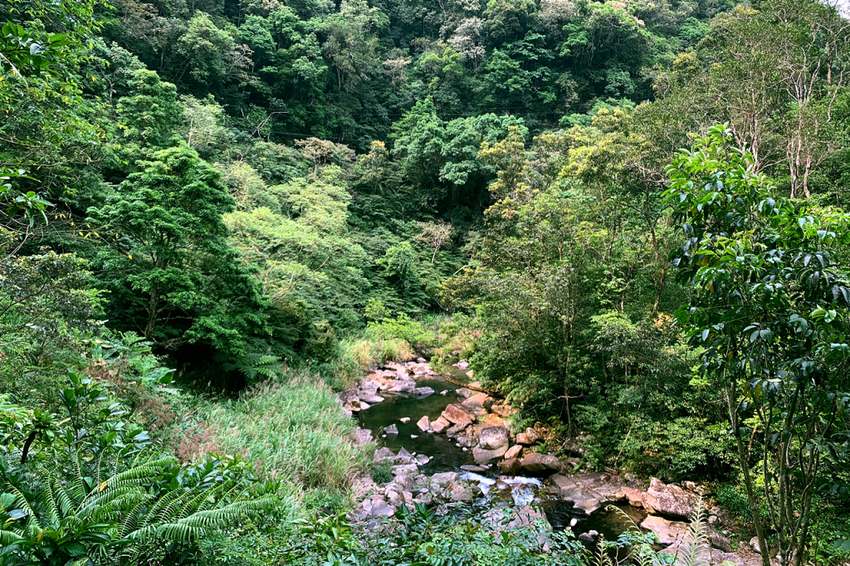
666,125,850,566
88,145,264,359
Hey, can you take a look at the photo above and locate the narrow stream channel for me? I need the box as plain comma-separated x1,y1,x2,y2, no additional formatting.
354,363,648,544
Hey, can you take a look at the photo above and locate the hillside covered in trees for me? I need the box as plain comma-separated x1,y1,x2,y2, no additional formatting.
2,0,850,563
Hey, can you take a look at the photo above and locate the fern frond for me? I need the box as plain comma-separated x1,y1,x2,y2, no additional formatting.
68,454,88,502
51,476,77,520
0,529,25,544
5,484,40,531
674,498,711,566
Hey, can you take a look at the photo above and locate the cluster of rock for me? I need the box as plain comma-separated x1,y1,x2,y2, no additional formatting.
622,478,754,566
339,359,438,415
351,445,478,520
414,383,567,478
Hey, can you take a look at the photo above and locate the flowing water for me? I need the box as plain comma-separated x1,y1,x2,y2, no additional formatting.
355,363,646,543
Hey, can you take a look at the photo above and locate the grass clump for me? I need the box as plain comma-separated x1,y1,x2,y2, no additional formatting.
192,373,372,510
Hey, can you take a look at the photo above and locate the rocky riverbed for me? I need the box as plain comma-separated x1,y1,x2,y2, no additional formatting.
340,359,762,566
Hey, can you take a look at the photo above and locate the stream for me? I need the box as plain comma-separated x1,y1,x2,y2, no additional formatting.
353,362,648,544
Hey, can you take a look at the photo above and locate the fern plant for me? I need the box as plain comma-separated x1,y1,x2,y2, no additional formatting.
0,452,274,566
606,499,719,566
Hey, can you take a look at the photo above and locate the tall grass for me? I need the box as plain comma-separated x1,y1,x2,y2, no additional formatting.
193,372,372,514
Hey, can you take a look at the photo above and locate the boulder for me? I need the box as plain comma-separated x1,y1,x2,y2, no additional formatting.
500,458,522,474
399,416,411,424
415,454,430,465
504,444,523,460
519,453,562,477
455,387,474,399
710,532,732,553
473,445,509,465
395,447,415,465
361,394,385,404
392,464,419,477
384,424,398,436
430,472,460,490
446,422,469,437
455,360,470,370
478,426,510,451
373,447,394,464
460,464,488,473
640,515,689,547
354,494,395,519
449,483,474,501
359,380,380,396
441,404,476,428
643,478,699,519
416,416,432,432
412,387,435,398
622,486,645,508
431,416,451,433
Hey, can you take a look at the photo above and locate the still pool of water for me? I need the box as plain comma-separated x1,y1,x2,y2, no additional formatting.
356,371,480,473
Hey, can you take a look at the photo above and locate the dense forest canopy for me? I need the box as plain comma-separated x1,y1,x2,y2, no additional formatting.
2,0,850,563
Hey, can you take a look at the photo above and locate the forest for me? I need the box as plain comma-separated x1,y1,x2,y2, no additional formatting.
1,0,850,563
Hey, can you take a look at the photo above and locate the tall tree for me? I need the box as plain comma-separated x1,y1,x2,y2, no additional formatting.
667,126,850,566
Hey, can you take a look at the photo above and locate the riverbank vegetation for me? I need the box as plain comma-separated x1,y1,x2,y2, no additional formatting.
2,0,850,562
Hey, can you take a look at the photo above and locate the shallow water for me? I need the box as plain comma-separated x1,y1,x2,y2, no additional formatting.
357,370,479,472
355,363,647,543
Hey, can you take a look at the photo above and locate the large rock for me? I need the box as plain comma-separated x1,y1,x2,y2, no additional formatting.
441,403,477,428
360,394,385,404
500,458,522,474
622,486,645,508
640,514,689,546
643,478,699,519
478,426,510,450
473,445,509,465
431,416,451,433
519,453,562,477
416,415,432,432
504,444,523,459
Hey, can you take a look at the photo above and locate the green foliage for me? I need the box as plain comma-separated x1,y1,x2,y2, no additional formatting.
666,124,850,565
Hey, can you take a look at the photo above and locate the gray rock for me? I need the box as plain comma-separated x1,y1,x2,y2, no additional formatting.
399,416,411,423
361,394,385,404
395,447,415,465
750,536,761,554
415,454,430,465
384,424,399,436
478,426,510,451
519,453,562,477
430,472,460,489
710,532,732,553
392,464,419,476
412,386,435,398
352,427,374,445
579,530,599,543
460,464,487,472
446,422,469,437
643,478,699,520
473,444,509,465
